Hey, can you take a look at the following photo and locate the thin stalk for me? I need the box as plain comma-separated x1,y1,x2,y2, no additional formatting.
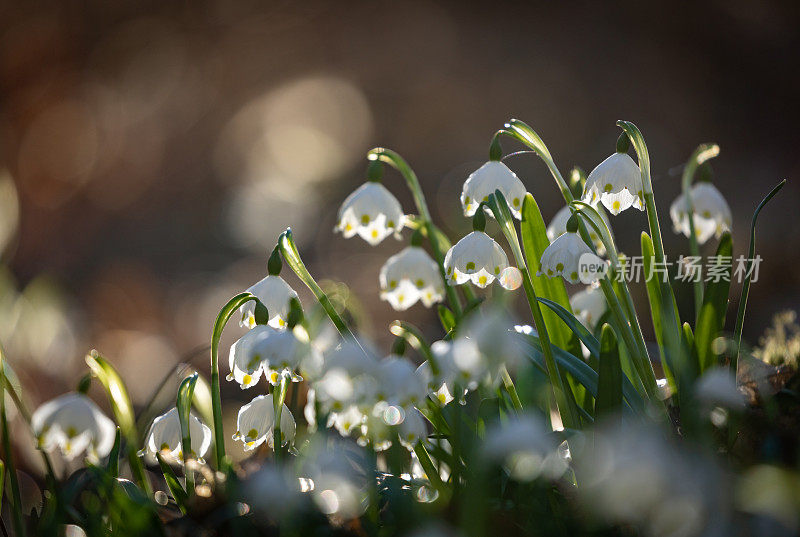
272,374,289,462
389,320,440,376
368,148,463,317
0,364,25,537
680,144,721,318
499,366,523,412
412,441,448,500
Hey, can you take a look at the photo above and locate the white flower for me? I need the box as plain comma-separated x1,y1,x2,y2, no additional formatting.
461,161,527,219
336,182,406,245
379,246,444,310
233,394,296,451
141,407,212,462
547,205,609,254
376,356,427,408
539,231,601,284
570,285,607,329
315,340,380,413
397,408,427,449
31,393,116,461
431,337,485,392
444,231,514,289
669,182,732,244
483,415,566,481
239,275,299,329
464,308,525,374
583,153,644,215
329,405,366,437
228,325,318,389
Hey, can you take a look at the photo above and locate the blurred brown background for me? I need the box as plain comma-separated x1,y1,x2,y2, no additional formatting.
1,0,799,415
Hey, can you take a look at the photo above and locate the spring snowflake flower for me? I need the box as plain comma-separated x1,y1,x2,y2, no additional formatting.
461,161,527,220
31,393,116,461
464,308,525,374
583,152,644,215
483,415,566,481
233,394,296,451
228,325,317,389
444,231,520,289
547,205,609,254
431,337,486,392
397,408,427,449
379,246,444,310
140,407,212,462
539,230,601,284
570,285,607,329
239,275,299,329
314,340,380,413
669,182,732,244
336,182,406,245
376,355,428,409
415,360,455,406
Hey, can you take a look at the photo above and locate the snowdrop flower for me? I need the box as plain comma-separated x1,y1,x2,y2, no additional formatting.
669,182,732,244
484,415,566,481
233,394,296,451
583,149,644,215
444,231,520,289
547,205,609,254
228,325,318,389
336,182,405,245
379,246,444,310
461,161,527,219
376,356,428,408
31,393,116,461
570,285,607,329
140,407,212,462
539,227,604,284
240,275,299,329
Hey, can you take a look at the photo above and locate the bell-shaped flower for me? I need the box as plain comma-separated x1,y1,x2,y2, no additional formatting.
140,407,212,462
233,394,296,451
397,408,427,450
229,324,318,389
539,231,601,284
570,285,607,329
314,340,380,413
336,182,406,245
228,325,271,389
329,405,366,438
444,231,516,289
461,161,527,220
431,337,486,392
376,356,427,409
31,393,116,461
379,246,444,310
463,308,525,375
583,153,644,215
547,205,609,255
669,182,732,244
239,275,299,329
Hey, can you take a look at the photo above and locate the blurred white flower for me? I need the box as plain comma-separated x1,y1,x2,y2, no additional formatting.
694,368,745,410
233,394,296,451
240,275,299,329
303,440,370,519
336,182,405,245
243,465,302,520
430,337,485,392
140,407,211,462
398,408,428,449
379,246,444,310
570,285,607,329
464,308,525,374
329,405,366,437
444,231,518,289
376,355,427,409
314,340,380,413
31,393,116,461
539,231,602,284
583,152,644,215
670,182,732,244
547,205,609,255
484,414,565,481
228,325,318,389
416,359,455,406
460,161,527,219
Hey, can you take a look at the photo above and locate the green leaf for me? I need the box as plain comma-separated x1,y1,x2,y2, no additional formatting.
190,373,214,433
156,453,188,514
520,194,581,356
641,233,676,390
437,305,456,333
85,350,151,495
106,427,121,478
537,297,600,357
505,119,553,162
595,324,622,418
733,179,786,371
694,232,732,373
176,373,199,464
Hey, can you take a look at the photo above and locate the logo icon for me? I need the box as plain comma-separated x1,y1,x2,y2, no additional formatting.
578,253,609,284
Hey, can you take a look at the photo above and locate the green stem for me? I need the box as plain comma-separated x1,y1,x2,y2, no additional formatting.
272,374,289,462
368,148,463,317
499,366,523,411
0,357,25,537
389,320,440,375
412,441,448,499
177,373,198,494
681,144,720,319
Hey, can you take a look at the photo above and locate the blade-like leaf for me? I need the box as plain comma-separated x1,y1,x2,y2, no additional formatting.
695,233,732,372
0,345,25,537
106,427,121,478
595,324,622,418
156,452,188,514
641,232,676,390
537,297,600,357
437,305,456,333
176,373,199,464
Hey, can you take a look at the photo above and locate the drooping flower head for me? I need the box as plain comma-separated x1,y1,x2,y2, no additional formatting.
140,407,212,463
444,231,522,289
336,182,406,245
461,161,527,220
539,215,605,284
228,324,318,389
233,394,296,451
31,392,116,461
583,136,645,215
240,275,299,329
570,285,607,329
379,245,444,310
547,205,609,255
669,182,732,244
